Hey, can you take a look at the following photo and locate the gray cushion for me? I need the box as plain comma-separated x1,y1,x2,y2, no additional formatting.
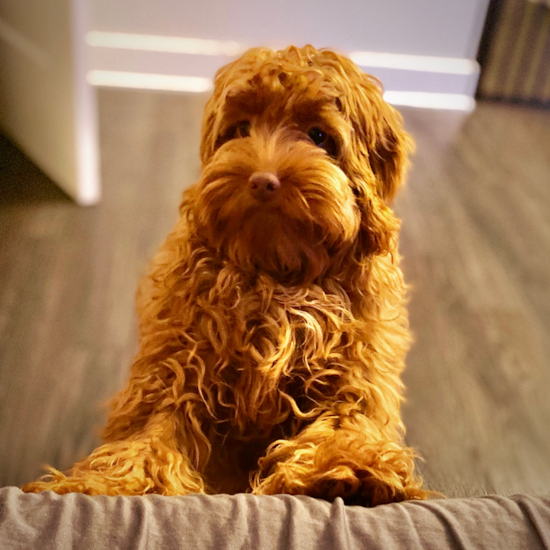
0,487,549,549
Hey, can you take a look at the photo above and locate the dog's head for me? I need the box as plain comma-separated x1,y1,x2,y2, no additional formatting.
193,45,412,284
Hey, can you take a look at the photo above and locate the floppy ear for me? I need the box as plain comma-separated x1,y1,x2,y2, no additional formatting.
351,100,409,255
366,102,413,203
200,79,226,164
199,55,241,164
345,76,413,203
312,48,412,204
324,60,412,256
200,47,274,164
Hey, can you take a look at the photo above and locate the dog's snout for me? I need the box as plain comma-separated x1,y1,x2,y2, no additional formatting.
249,172,281,201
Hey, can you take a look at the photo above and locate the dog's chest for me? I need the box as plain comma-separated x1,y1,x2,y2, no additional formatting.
195,291,352,434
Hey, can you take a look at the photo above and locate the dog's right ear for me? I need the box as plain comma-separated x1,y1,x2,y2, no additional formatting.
199,57,239,164
200,91,224,164
200,48,274,164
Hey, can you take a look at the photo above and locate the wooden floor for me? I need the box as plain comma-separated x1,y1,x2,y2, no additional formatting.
0,90,548,497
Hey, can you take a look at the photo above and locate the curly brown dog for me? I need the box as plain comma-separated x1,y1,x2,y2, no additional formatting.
23,45,430,506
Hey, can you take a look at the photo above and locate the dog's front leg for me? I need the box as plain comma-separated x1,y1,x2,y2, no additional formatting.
22,413,205,496
252,411,429,506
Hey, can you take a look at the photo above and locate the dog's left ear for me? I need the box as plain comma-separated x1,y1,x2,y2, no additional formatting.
334,59,413,203
333,62,413,256
365,101,413,203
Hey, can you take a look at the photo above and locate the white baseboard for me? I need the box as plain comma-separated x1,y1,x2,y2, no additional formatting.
87,33,480,111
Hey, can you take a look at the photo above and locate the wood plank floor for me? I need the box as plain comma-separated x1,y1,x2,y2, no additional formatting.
0,90,548,497
398,105,550,497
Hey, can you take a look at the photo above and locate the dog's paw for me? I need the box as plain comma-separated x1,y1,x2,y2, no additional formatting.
22,469,100,495
253,432,434,506
304,468,432,506
254,461,429,506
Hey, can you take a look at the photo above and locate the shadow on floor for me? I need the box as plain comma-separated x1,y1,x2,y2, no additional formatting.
0,134,72,206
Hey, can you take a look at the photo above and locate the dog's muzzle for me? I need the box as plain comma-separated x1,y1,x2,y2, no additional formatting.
249,172,281,202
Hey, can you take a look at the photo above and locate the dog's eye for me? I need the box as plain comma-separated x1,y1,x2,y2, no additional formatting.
216,121,251,149
236,121,250,138
308,127,337,157
222,121,250,141
308,127,327,147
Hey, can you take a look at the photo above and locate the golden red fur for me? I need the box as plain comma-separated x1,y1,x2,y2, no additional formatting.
23,45,431,505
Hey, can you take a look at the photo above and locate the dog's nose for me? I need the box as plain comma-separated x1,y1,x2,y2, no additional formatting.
249,172,280,201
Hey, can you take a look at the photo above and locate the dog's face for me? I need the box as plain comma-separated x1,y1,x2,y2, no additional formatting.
193,45,412,284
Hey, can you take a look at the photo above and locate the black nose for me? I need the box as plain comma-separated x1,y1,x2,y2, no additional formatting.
249,172,280,201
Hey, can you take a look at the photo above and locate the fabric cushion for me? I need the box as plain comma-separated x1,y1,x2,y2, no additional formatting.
1,487,549,549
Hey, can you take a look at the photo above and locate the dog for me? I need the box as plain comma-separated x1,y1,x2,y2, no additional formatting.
23,45,430,506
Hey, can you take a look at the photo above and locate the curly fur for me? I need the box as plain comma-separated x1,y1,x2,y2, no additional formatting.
23,45,431,506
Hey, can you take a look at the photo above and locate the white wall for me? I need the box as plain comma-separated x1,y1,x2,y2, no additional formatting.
0,0,100,204
92,0,488,59
0,0,99,205
87,0,490,105
0,0,489,206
